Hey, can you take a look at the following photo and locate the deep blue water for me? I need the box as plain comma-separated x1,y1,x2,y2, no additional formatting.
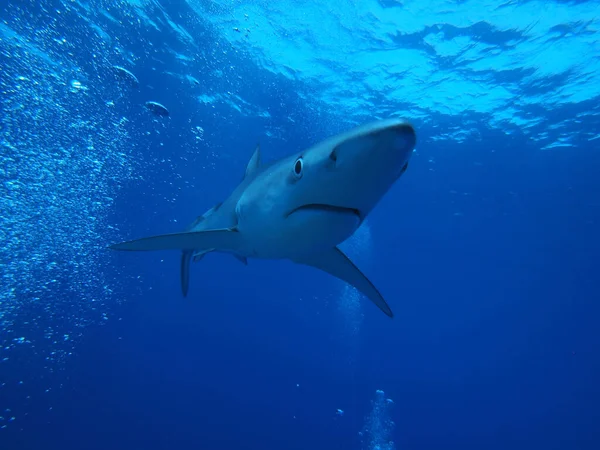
1,1,600,449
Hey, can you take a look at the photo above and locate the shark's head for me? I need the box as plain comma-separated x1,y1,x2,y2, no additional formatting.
285,118,416,223
236,118,416,258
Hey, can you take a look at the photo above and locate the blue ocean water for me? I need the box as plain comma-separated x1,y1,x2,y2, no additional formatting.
1,0,599,449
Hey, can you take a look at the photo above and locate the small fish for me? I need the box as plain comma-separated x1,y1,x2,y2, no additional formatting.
111,65,139,88
144,101,169,117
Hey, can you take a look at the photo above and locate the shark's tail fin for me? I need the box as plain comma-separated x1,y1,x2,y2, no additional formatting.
180,250,193,297
109,228,242,297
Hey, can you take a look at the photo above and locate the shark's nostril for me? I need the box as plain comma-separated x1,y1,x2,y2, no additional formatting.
329,149,337,163
400,161,408,174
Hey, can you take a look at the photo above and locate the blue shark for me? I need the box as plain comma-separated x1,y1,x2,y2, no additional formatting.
109,118,416,317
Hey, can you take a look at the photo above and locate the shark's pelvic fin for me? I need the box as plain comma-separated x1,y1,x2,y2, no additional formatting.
295,247,393,318
245,144,261,179
234,254,248,265
192,249,247,267
109,228,241,252
180,251,193,297
192,248,213,263
184,248,244,298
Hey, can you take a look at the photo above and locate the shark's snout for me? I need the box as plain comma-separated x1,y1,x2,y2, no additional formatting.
392,125,415,179
393,124,416,158
374,122,415,182
337,120,415,166
383,122,416,168
316,119,415,218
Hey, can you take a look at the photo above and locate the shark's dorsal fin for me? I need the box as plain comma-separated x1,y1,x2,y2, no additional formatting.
244,144,261,179
294,247,393,318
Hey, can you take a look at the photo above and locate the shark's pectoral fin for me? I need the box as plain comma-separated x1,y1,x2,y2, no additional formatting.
109,228,242,252
186,203,222,231
180,251,193,297
294,247,393,318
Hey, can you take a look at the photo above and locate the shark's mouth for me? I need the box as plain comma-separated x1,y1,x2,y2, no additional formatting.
286,204,362,220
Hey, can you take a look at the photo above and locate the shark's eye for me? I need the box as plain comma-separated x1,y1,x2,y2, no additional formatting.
293,157,303,179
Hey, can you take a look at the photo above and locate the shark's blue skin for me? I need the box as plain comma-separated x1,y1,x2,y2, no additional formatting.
110,118,416,317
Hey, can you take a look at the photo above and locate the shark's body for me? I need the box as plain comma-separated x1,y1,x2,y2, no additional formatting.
110,118,416,317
